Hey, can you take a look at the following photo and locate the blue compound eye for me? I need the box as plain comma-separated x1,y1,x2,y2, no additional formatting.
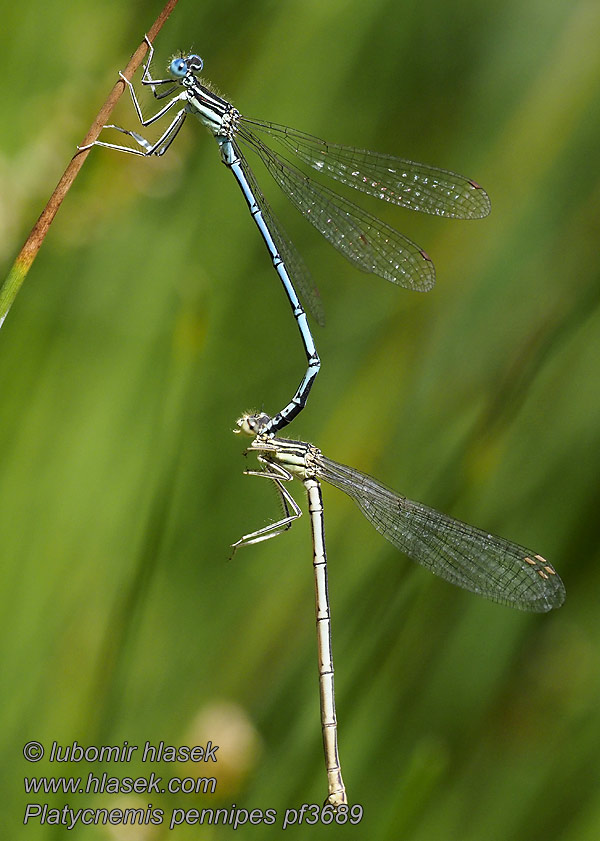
170,58,188,78
187,54,204,72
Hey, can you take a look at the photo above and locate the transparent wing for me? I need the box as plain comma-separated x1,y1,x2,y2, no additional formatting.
233,141,325,326
317,455,565,612
241,119,491,220
238,128,435,292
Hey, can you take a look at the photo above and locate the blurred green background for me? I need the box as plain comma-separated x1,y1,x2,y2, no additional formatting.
2,0,599,837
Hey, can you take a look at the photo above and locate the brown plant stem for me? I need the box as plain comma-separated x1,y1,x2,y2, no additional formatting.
0,0,180,328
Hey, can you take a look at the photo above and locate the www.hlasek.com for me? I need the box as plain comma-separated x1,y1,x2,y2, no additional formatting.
22,740,364,830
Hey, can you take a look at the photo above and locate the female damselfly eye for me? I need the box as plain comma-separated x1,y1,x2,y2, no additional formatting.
170,58,188,78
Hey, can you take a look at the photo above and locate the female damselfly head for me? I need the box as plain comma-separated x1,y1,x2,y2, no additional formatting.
169,54,204,79
235,413,272,437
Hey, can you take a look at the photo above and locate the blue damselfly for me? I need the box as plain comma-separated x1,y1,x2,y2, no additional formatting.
82,38,490,434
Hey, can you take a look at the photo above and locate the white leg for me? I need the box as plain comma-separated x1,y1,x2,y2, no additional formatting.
230,461,302,556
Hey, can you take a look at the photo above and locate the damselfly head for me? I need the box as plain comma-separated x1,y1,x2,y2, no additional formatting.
235,413,272,437
169,53,204,79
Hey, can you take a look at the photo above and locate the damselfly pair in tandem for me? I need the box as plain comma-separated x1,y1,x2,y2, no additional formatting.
81,35,490,434
82,37,564,808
